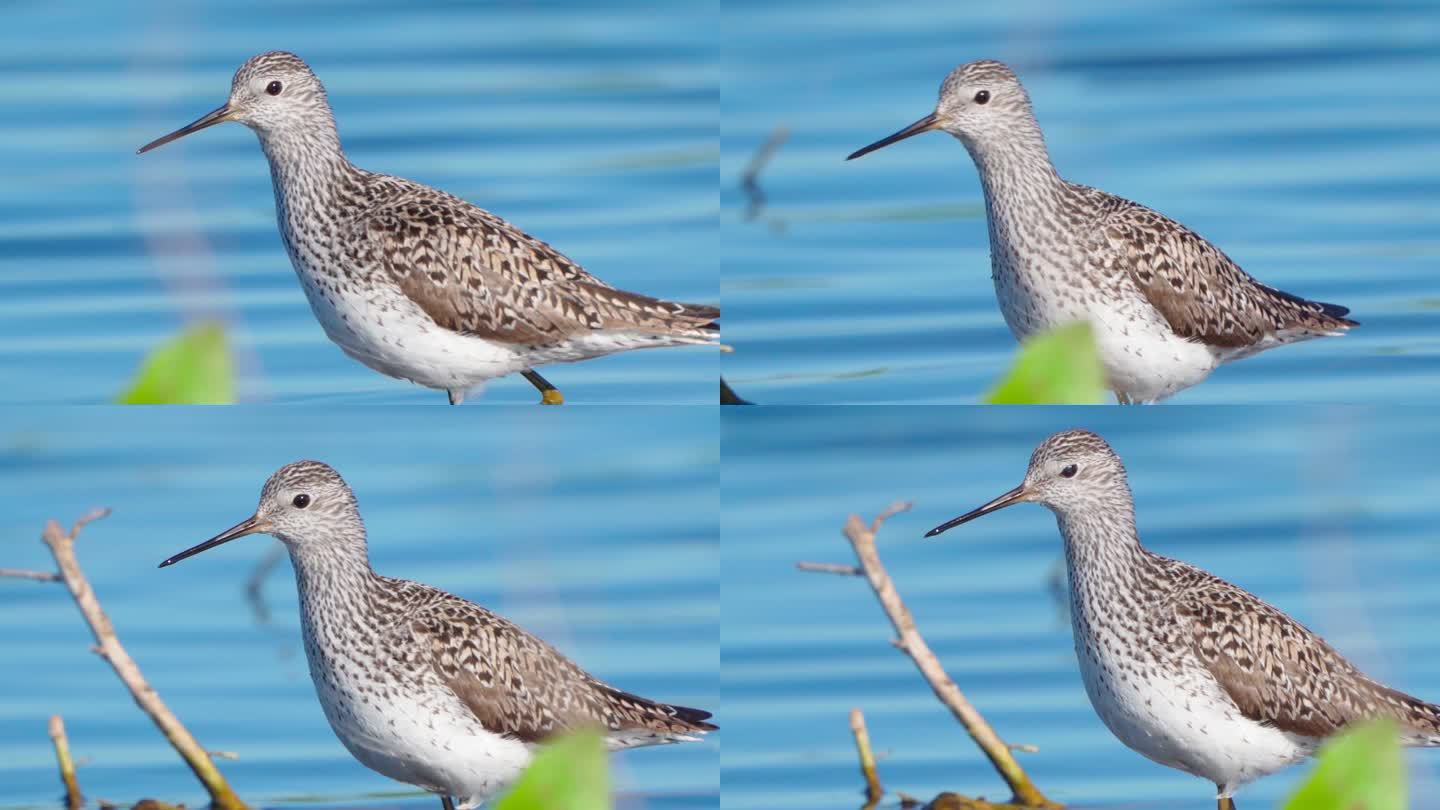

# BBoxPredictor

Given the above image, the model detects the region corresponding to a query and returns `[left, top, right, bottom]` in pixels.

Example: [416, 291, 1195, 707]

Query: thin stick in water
[850, 708, 884, 809]
[49, 715, 82, 810]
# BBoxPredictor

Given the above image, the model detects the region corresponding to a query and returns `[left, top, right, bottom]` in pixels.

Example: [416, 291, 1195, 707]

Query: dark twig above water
[721, 376, 753, 405]
[3, 509, 250, 810]
[244, 542, 286, 625]
[799, 503, 1061, 809]
[741, 127, 790, 222]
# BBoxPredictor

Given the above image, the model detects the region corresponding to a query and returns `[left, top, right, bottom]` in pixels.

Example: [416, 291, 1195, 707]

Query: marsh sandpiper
[849, 61, 1355, 403]
[159, 460, 714, 807]
[139, 52, 718, 405]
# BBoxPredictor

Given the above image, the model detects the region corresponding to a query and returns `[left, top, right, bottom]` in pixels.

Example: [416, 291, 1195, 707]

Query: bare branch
[49, 715, 82, 810]
[70, 507, 112, 540]
[871, 500, 913, 532]
[796, 561, 862, 576]
[39, 514, 249, 810]
[0, 567, 61, 582]
[835, 509, 1059, 809]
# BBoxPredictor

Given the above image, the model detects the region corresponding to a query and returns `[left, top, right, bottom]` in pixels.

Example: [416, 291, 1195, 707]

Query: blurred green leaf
[984, 321, 1106, 404]
[494, 729, 610, 810]
[117, 322, 235, 405]
[1282, 719, 1404, 810]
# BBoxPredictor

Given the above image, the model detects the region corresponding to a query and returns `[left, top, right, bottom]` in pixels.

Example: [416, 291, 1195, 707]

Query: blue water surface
[0, 1, 718, 404]
[721, 0, 1440, 404]
[0, 408, 718, 810]
[722, 406, 1440, 808]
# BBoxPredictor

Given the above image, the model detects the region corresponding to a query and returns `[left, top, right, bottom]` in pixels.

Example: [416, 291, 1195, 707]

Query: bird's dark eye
[973, 90, 991, 104]
[266, 81, 283, 96]
[1060, 464, 1078, 478]
[292, 493, 311, 508]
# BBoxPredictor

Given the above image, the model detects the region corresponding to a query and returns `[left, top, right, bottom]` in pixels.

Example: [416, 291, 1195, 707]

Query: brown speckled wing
[1173, 567, 1440, 741]
[1093, 202, 1355, 349]
[402, 591, 714, 743]
[352, 178, 718, 347]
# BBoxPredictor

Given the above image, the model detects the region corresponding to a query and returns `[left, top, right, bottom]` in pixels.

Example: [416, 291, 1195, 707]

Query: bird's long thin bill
[158, 514, 263, 568]
[846, 112, 939, 161]
[137, 103, 233, 155]
[924, 485, 1026, 537]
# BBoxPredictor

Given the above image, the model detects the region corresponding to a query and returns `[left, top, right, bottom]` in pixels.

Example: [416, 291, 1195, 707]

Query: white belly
[289, 265, 706, 399]
[992, 254, 1219, 403]
[1072, 624, 1312, 794]
[306, 649, 534, 807]
[294, 270, 528, 391]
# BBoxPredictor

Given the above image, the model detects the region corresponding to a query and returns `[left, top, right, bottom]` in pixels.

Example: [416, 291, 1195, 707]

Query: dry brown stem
[49, 715, 82, 810]
[850, 708, 884, 809]
[15, 509, 251, 810]
[802, 502, 1060, 809]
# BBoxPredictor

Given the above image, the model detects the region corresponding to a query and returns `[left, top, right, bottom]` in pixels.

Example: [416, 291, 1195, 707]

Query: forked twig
[741, 126, 790, 222]
[7, 510, 250, 810]
[801, 503, 1060, 809]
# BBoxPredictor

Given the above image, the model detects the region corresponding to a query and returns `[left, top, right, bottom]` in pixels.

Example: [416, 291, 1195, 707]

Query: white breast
[301, 630, 534, 806]
[277, 216, 529, 394]
[990, 246, 1219, 403]
[1069, 602, 1311, 792]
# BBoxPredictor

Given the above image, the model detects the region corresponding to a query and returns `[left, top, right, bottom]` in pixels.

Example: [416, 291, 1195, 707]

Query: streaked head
[159, 460, 365, 569]
[138, 51, 331, 154]
[925, 430, 1129, 537]
[847, 59, 1035, 161]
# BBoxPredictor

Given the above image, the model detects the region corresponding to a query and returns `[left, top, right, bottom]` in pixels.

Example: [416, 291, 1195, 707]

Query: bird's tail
[578, 282, 718, 343]
[599, 683, 717, 747]
[1361, 676, 1440, 746]
[1260, 283, 1360, 334]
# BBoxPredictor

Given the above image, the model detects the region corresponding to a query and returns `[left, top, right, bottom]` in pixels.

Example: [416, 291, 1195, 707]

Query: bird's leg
[522, 369, 565, 405]
[1216, 786, 1236, 810]
[440, 795, 456, 810]
[1115, 391, 1134, 405]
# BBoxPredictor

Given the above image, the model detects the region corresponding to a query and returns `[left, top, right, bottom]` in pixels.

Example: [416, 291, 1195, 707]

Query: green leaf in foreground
[494, 729, 610, 810]
[984, 321, 1106, 404]
[117, 322, 235, 404]
[1282, 718, 1404, 810]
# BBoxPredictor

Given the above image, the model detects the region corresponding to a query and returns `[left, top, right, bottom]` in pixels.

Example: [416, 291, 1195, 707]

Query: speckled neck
[286, 531, 379, 645]
[1052, 495, 1169, 658]
[959, 121, 1066, 253]
[254, 114, 357, 228]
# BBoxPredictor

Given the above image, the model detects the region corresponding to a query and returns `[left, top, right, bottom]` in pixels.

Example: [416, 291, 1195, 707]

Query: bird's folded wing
[399, 600, 700, 743]
[1176, 583, 1378, 738]
[357, 209, 619, 347]
[1092, 206, 1282, 348]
